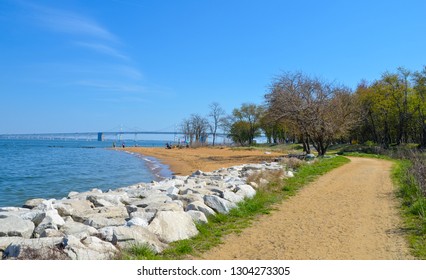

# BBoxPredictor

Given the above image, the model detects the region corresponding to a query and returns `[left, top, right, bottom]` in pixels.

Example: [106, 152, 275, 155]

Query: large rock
[87, 193, 128, 207]
[223, 190, 244, 204]
[33, 210, 65, 237]
[83, 216, 126, 229]
[95, 206, 128, 219]
[0, 237, 24, 253]
[185, 201, 216, 217]
[203, 195, 237, 214]
[0, 208, 31, 221]
[125, 217, 148, 227]
[131, 194, 172, 208]
[147, 211, 198, 243]
[60, 220, 98, 238]
[143, 202, 183, 212]
[112, 226, 167, 253]
[129, 210, 156, 224]
[62, 235, 118, 260]
[186, 210, 208, 224]
[22, 198, 45, 209]
[235, 184, 256, 199]
[3, 237, 66, 260]
[0, 216, 35, 238]
[55, 199, 94, 217]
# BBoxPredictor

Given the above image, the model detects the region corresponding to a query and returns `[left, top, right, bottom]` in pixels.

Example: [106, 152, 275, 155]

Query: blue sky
[1, 0, 426, 134]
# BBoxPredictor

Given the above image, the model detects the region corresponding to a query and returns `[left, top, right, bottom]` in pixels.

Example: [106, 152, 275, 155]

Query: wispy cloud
[23, 2, 116, 41]
[75, 42, 129, 60]
[76, 80, 145, 93]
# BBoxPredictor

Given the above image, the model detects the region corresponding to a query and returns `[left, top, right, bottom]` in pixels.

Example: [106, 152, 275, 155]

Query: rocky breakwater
[0, 161, 286, 260]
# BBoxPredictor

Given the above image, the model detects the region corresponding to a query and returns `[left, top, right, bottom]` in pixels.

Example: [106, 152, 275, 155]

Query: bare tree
[208, 102, 226, 146]
[181, 118, 194, 144]
[190, 114, 209, 144]
[181, 114, 209, 146]
[265, 72, 358, 155]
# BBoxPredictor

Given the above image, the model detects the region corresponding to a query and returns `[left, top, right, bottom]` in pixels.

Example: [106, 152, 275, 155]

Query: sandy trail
[201, 157, 411, 260]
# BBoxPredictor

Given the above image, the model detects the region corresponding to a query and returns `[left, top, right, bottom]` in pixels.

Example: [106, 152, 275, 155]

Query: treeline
[352, 67, 426, 148]
[180, 67, 426, 155]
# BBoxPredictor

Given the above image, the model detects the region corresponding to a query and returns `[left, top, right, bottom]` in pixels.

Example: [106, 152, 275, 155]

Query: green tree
[229, 121, 252, 146]
[413, 67, 426, 148]
[231, 103, 263, 145]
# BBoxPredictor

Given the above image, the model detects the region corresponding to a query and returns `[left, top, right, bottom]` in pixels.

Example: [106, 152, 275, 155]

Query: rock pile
[0, 162, 284, 260]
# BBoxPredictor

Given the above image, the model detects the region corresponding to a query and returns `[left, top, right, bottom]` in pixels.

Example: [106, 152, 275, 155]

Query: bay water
[0, 139, 171, 207]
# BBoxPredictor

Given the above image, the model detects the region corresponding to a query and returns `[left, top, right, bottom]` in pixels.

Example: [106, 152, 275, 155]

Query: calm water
[0, 139, 171, 207]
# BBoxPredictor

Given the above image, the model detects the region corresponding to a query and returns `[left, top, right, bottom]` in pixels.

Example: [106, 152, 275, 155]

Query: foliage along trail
[201, 157, 412, 259]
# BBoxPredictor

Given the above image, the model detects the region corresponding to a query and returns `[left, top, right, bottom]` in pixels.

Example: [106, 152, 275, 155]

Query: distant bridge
[0, 131, 229, 141]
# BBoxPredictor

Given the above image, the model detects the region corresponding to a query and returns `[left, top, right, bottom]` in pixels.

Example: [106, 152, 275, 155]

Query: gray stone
[95, 206, 129, 219]
[147, 211, 198, 243]
[166, 186, 179, 195]
[56, 199, 94, 220]
[60, 220, 98, 238]
[125, 217, 148, 227]
[243, 164, 264, 171]
[68, 191, 79, 197]
[223, 190, 244, 204]
[204, 195, 237, 214]
[143, 202, 183, 212]
[22, 198, 45, 209]
[0, 216, 35, 238]
[192, 170, 203, 176]
[62, 235, 118, 260]
[18, 209, 45, 226]
[0, 237, 24, 252]
[305, 153, 316, 160]
[39, 229, 65, 238]
[0, 207, 27, 212]
[175, 193, 204, 208]
[131, 194, 172, 207]
[98, 226, 115, 242]
[3, 237, 65, 260]
[126, 205, 138, 214]
[286, 170, 294, 178]
[185, 201, 216, 217]
[87, 193, 128, 207]
[112, 226, 167, 253]
[186, 210, 208, 224]
[45, 209, 65, 226]
[83, 216, 126, 229]
[34, 199, 56, 211]
[129, 210, 156, 224]
[235, 184, 256, 199]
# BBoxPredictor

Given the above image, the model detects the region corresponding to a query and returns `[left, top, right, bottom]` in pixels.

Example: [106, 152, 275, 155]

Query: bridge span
[0, 131, 228, 141]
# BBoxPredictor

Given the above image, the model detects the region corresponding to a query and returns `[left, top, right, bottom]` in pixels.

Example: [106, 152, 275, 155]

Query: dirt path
[201, 157, 412, 260]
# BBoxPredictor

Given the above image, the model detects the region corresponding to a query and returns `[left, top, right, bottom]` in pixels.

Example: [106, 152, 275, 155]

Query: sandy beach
[125, 146, 283, 176]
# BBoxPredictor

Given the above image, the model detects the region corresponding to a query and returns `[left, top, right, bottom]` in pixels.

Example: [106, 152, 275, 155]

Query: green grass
[230, 143, 304, 154]
[392, 160, 426, 259]
[123, 156, 350, 260]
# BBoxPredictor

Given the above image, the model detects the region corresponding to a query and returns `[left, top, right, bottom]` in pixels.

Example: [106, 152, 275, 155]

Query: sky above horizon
[1, 0, 426, 134]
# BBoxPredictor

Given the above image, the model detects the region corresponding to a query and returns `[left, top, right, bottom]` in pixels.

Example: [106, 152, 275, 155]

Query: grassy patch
[122, 156, 349, 260]
[230, 143, 304, 154]
[392, 160, 426, 259]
